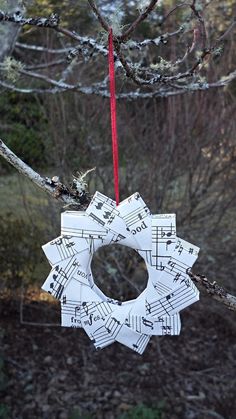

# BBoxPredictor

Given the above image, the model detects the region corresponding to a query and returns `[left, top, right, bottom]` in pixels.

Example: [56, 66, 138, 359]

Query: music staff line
[146, 282, 199, 317]
[122, 207, 150, 228]
[126, 313, 180, 335]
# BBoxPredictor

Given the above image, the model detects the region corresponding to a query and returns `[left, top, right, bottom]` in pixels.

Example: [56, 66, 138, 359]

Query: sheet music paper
[138, 213, 176, 271]
[86, 191, 140, 249]
[42, 236, 90, 266]
[41, 191, 200, 354]
[117, 193, 152, 250]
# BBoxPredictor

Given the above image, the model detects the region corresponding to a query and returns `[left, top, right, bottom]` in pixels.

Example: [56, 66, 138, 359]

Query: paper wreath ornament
[41, 191, 200, 354]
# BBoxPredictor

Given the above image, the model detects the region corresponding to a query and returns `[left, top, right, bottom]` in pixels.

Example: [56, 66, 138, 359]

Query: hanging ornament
[41, 191, 199, 354]
[41, 29, 200, 354]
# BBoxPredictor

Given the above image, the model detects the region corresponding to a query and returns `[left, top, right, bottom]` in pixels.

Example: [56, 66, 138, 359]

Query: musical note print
[42, 257, 81, 299]
[42, 235, 90, 266]
[86, 191, 116, 227]
[80, 301, 114, 335]
[117, 193, 152, 250]
[143, 237, 200, 301]
[61, 297, 82, 328]
[61, 211, 110, 246]
[145, 280, 199, 318]
[138, 214, 176, 271]
[86, 192, 138, 248]
[41, 191, 200, 354]
[125, 313, 181, 335]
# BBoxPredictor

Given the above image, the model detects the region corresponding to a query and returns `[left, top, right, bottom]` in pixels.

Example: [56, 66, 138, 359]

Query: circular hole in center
[91, 244, 148, 302]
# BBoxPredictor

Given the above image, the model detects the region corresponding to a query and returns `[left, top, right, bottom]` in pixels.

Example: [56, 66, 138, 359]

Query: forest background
[0, 1, 236, 418]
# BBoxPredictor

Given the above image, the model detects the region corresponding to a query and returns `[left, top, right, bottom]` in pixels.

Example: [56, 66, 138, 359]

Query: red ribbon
[108, 28, 120, 206]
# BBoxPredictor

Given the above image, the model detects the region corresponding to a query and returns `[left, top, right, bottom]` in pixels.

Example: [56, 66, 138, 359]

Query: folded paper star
[41, 191, 200, 354]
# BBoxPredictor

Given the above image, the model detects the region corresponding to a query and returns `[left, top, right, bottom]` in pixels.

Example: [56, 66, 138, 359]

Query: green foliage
[4, 123, 46, 167]
[119, 404, 164, 419]
[0, 92, 49, 171]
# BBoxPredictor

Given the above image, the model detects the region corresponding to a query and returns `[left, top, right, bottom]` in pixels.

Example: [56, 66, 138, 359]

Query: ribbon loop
[108, 28, 120, 206]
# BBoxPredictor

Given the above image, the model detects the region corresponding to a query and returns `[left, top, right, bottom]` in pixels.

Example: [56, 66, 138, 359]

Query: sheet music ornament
[41, 191, 200, 354]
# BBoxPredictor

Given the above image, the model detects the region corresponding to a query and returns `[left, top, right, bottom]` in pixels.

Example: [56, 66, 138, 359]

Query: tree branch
[0, 139, 90, 208]
[87, 0, 159, 42]
[2, 7, 234, 93]
[119, 0, 159, 41]
[87, 0, 110, 32]
[189, 271, 236, 312]
[1, 69, 235, 98]
[15, 41, 75, 54]
[1, 10, 110, 60]
[0, 10, 60, 28]
[122, 27, 184, 50]
[160, 2, 191, 26]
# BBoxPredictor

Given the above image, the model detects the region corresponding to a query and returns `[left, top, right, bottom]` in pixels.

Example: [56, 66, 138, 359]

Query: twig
[122, 27, 184, 50]
[25, 59, 66, 70]
[87, 0, 110, 32]
[88, 0, 158, 42]
[119, 0, 159, 41]
[160, 2, 191, 25]
[15, 41, 75, 54]
[0, 10, 60, 28]
[190, 0, 207, 50]
[189, 271, 236, 312]
[217, 18, 236, 42]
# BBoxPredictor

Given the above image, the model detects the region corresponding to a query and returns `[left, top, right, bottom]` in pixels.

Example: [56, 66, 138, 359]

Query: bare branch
[190, 0, 207, 50]
[119, 0, 159, 41]
[0, 79, 109, 95]
[1, 10, 109, 59]
[87, 0, 110, 32]
[189, 271, 236, 312]
[0, 10, 60, 28]
[1, 69, 235, 98]
[87, 0, 159, 42]
[25, 59, 66, 71]
[2, 7, 233, 91]
[160, 2, 191, 26]
[15, 41, 74, 54]
[0, 139, 90, 208]
[19, 67, 79, 89]
[15, 27, 183, 56]
[217, 18, 236, 41]
[122, 27, 184, 50]
[1, 6, 235, 97]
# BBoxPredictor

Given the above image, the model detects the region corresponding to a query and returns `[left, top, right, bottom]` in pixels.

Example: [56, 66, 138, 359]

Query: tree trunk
[0, 0, 24, 62]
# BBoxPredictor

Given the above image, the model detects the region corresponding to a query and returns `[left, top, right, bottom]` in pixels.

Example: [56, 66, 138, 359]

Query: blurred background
[0, 1, 236, 418]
